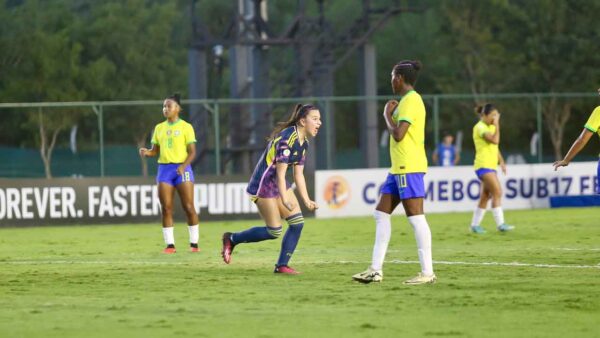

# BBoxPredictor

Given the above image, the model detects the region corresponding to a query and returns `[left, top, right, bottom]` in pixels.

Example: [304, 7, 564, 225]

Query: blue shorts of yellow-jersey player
[380, 173, 426, 200]
[475, 168, 496, 180]
[157, 163, 194, 186]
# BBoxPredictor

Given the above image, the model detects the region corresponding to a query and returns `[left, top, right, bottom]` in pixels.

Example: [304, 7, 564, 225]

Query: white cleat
[352, 268, 383, 284]
[403, 273, 437, 285]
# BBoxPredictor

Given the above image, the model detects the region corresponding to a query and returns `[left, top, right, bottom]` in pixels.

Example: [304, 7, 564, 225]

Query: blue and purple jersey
[247, 126, 308, 199]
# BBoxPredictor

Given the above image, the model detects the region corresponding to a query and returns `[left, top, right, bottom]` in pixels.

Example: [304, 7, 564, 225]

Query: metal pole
[213, 102, 221, 175]
[433, 95, 440, 149]
[93, 105, 105, 177]
[536, 95, 543, 163]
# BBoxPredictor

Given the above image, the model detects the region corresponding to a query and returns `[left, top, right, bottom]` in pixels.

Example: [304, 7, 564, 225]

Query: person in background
[432, 132, 460, 166]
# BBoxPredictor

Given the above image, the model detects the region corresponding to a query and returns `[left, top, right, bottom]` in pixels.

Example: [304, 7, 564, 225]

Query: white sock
[471, 208, 486, 227]
[162, 226, 175, 245]
[370, 210, 391, 271]
[407, 215, 434, 276]
[492, 207, 505, 226]
[188, 224, 199, 244]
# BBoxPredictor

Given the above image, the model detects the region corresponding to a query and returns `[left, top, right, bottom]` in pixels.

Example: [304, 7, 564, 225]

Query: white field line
[1, 259, 598, 269]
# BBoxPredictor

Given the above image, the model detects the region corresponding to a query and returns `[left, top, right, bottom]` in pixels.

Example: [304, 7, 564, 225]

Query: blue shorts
[157, 164, 194, 186]
[380, 173, 426, 200]
[475, 168, 496, 180]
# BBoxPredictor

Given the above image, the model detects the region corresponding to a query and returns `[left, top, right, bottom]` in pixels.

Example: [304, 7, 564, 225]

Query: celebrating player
[469, 103, 514, 234]
[139, 93, 200, 253]
[553, 88, 600, 194]
[221, 104, 321, 274]
[352, 60, 436, 285]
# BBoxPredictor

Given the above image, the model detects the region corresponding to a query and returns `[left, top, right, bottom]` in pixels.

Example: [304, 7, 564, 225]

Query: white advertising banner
[315, 162, 598, 218]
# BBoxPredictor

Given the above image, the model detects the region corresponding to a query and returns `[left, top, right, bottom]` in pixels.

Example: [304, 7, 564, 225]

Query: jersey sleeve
[584, 106, 600, 133]
[395, 95, 419, 125]
[151, 125, 159, 144]
[185, 123, 197, 144]
[275, 134, 292, 164]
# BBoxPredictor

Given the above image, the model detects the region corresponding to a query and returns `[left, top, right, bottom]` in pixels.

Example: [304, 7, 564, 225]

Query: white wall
[315, 162, 598, 218]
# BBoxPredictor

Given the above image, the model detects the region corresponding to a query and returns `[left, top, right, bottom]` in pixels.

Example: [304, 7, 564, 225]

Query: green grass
[1, 208, 599, 338]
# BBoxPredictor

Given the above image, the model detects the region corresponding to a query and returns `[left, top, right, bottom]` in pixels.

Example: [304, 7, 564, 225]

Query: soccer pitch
[1, 208, 598, 338]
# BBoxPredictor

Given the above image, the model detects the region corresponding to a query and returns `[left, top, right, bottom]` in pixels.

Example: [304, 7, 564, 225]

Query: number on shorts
[182, 171, 190, 182]
[399, 174, 407, 188]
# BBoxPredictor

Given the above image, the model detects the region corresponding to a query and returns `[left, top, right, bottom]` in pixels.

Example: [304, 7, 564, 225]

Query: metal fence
[0, 93, 598, 178]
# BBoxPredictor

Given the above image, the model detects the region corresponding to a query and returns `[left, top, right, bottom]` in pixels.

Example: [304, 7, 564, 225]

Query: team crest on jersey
[283, 149, 291, 157]
[174, 130, 181, 136]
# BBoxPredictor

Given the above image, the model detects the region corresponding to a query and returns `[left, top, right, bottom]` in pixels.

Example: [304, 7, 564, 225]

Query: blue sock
[277, 213, 304, 267]
[231, 226, 282, 244]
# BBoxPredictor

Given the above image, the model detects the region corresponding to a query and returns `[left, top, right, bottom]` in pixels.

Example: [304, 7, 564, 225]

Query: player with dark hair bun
[469, 103, 514, 234]
[139, 93, 200, 253]
[353, 60, 436, 285]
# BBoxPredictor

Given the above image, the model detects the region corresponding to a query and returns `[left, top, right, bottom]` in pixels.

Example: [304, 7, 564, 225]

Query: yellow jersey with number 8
[151, 119, 196, 163]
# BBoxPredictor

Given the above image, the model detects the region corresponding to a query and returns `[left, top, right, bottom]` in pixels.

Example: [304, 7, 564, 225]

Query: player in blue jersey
[432, 132, 460, 166]
[221, 104, 321, 274]
[139, 94, 200, 254]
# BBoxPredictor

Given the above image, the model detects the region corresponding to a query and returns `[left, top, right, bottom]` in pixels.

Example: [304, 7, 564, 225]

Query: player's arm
[498, 151, 506, 174]
[482, 115, 500, 144]
[177, 143, 196, 175]
[293, 164, 318, 211]
[276, 162, 295, 211]
[139, 143, 159, 157]
[553, 128, 594, 170]
[383, 100, 410, 142]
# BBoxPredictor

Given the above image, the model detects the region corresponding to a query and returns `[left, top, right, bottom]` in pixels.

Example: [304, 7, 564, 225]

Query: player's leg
[158, 182, 177, 253]
[274, 189, 303, 274]
[352, 174, 400, 283]
[221, 198, 283, 264]
[175, 179, 200, 252]
[401, 174, 436, 285]
[470, 183, 490, 233]
[481, 172, 514, 231]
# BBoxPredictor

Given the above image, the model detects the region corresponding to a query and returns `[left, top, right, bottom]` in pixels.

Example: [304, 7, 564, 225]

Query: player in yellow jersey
[554, 88, 600, 194]
[139, 94, 200, 253]
[353, 60, 436, 285]
[469, 104, 514, 234]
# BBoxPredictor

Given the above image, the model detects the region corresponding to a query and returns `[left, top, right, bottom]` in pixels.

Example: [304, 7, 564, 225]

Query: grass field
[0, 207, 599, 338]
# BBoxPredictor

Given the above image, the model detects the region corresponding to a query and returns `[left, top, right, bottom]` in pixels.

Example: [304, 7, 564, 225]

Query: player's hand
[384, 100, 398, 116]
[553, 160, 569, 171]
[282, 200, 296, 211]
[304, 200, 319, 211]
[492, 114, 500, 125]
[139, 148, 149, 157]
[177, 165, 186, 176]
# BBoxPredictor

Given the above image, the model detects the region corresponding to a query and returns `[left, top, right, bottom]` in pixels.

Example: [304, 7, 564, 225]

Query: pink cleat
[221, 232, 235, 264]
[274, 265, 300, 275]
[163, 246, 176, 254]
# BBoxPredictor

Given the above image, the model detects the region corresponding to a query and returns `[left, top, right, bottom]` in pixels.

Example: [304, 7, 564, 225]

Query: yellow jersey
[584, 106, 600, 138]
[389, 90, 428, 174]
[473, 120, 498, 169]
[151, 119, 196, 164]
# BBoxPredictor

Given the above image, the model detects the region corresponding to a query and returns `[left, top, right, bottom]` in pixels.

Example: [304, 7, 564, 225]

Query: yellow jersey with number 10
[389, 90, 428, 174]
[151, 119, 196, 164]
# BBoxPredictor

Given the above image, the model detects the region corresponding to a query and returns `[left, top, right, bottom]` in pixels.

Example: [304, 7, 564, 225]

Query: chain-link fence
[0, 93, 598, 178]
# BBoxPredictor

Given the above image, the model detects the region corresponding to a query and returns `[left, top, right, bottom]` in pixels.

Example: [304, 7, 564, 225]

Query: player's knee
[266, 226, 283, 239]
[161, 204, 173, 215]
[182, 202, 195, 214]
